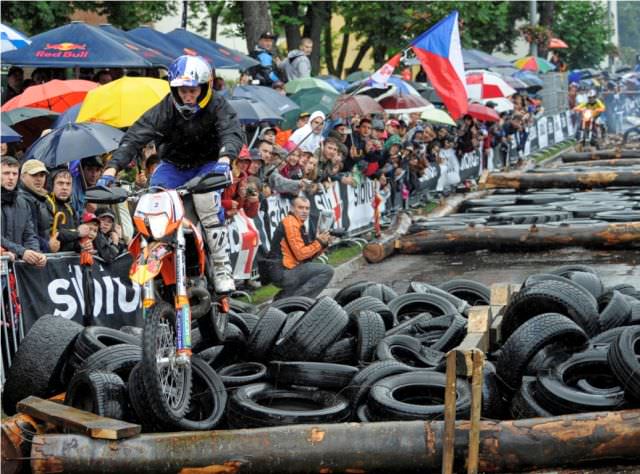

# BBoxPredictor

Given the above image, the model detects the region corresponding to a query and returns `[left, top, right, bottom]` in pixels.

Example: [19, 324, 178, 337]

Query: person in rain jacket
[282, 38, 313, 81]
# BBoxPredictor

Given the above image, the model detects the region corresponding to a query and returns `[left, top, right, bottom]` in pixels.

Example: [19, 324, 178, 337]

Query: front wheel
[142, 302, 192, 423]
[198, 303, 228, 345]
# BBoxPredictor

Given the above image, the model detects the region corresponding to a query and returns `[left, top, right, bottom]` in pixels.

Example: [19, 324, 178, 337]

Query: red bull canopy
[1, 21, 153, 68]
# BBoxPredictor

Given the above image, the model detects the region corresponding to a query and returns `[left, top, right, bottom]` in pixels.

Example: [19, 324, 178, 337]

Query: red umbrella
[467, 103, 500, 122]
[378, 94, 431, 113]
[1, 79, 97, 113]
[331, 95, 384, 119]
[549, 38, 568, 49]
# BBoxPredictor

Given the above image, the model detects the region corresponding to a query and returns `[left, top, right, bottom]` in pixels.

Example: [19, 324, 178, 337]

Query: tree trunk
[335, 31, 350, 78]
[372, 46, 387, 70]
[363, 212, 412, 263]
[303, 1, 330, 74]
[396, 222, 640, 255]
[561, 149, 640, 162]
[480, 170, 640, 190]
[241, 1, 272, 53]
[538, 1, 555, 58]
[207, 2, 225, 42]
[29, 410, 640, 473]
[558, 158, 640, 167]
[323, 21, 336, 76]
[346, 40, 372, 75]
[284, 23, 302, 53]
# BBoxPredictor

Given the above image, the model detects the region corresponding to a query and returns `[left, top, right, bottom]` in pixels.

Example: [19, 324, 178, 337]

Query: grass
[531, 139, 576, 163]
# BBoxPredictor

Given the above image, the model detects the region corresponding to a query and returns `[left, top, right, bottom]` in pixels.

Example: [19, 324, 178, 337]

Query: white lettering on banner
[347, 180, 374, 233]
[460, 152, 480, 170]
[554, 115, 564, 141]
[264, 195, 291, 241]
[227, 210, 260, 280]
[420, 164, 439, 182]
[49, 279, 77, 319]
[538, 119, 548, 149]
[314, 182, 343, 227]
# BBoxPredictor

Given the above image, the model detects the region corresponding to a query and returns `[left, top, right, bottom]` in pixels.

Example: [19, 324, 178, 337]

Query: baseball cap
[82, 212, 99, 224]
[386, 119, 400, 128]
[81, 156, 103, 168]
[372, 120, 385, 130]
[249, 149, 263, 161]
[238, 144, 251, 160]
[21, 159, 48, 175]
[96, 207, 116, 220]
[260, 31, 276, 39]
[298, 112, 311, 120]
[260, 127, 277, 138]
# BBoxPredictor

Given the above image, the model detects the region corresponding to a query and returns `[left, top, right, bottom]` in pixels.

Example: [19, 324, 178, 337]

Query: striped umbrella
[465, 71, 516, 100]
[513, 56, 556, 73]
[1, 23, 30, 53]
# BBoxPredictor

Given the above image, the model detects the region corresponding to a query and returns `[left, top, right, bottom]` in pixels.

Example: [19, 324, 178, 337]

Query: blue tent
[1, 122, 22, 143]
[126, 26, 186, 59]
[318, 75, 349, 93]
[166, 29, 258, 70]
[1, 21, 152, 68]
[98, 24, 172, 67]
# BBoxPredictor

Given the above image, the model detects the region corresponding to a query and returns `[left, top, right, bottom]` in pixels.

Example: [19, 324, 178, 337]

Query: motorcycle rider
[574, 89, 606, 145]
[99, 55, 244, 294]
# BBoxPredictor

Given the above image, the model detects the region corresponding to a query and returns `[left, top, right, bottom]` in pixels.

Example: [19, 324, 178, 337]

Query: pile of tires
[3, 269, 638, 431]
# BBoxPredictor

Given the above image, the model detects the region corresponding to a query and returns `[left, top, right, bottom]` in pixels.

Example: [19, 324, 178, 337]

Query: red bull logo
[36, 42, 89, 59]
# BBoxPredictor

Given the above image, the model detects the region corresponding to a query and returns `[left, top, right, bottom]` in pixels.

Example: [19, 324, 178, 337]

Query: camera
[329, 228, 346, 238]
[246, 187, 257, 197]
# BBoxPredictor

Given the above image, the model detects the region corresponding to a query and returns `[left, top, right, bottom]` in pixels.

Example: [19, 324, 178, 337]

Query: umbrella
[76, 77, 169, 128]
[467, 103, 500, 122]
[1, 79, 97, 113]
[288, 88, 339, 114]
[331, 95, 384, 119]
[1, 21, 153, 68]
[514, 56, 556, 73]
[1, 107, 59, 147]
[466, 71, 516, 100]
[98, 24, 172, 67]
[166, 28, 258, 70]
[549, 38, 568, 49]
[503, 75, 529, 90]
[227, 97, 282, 125]
[462, 48, 513, 70]
[52, 103, 82, 128]
[421, 107, 455, 126]
[285, 77, 338, 95]
[24, 122, 124, 167]
[481, 98, 514, 114]
[1, 122, 22, 143]
[378, 94, 431, 113]
[318, 75, 349, 93]
[1, 23, 30, 53]
[127, 26, 187, 59]
[346, 71, 372, 83]
[350, 75, 421, 98]
[512, 70, 544, 87]
[232, 85, 300, 115]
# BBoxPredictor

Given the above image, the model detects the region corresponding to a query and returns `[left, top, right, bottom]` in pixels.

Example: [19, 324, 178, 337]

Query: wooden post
[467, 351, 485, 474]
[480, 170, 640, 190]
[362, 212, 412, 263]
[560, 149, 640, 162]
[557, 158, 640, 167]
[442, 351, 458, 474]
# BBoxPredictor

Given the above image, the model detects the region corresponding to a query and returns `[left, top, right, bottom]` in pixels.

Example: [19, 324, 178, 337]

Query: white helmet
[167, 55, 214, 119]
[587, 89, 597, 102]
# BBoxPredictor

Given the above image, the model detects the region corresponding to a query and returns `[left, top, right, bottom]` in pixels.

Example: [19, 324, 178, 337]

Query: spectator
[260, 127, 277, 145]
[457, 114, 478, 156]
[2, 66, 24, 102]
[248, 148, 264, 180]
[18, 160, 51, 252]
[256, 139, 274, 164]
[249, 31, 282, 86]
[213, 76, 226, 93]
[276, 112, 310, 147]
[264, 196, 334, 300]
[221, 146, 260, 218]
[301, 155, 320, 194]
[1, 156, 46, 266]
[282, 38, 313, 81]
[94, 207, 125, 262]
[272, 80, 286, 95]
[94, 69, 113, 85]
[502, 114, 528, 158]
[71, 155, 104, 217]
[287, 110, 325, 153]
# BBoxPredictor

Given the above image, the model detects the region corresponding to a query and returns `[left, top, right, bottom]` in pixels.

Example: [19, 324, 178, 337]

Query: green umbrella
[1, 107, 59, 147]
[284, 77, 338, 95]
[283, 88, 340, 129]
[346, 70, 373, 83]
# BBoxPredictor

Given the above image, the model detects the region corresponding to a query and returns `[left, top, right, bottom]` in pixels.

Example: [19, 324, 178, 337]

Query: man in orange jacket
[265, 196, 333, 300]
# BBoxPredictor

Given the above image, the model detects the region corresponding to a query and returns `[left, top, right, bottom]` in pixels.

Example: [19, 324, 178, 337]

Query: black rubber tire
[482, 362, 504, 419]
[564, 271, 604, 300]
[368, 371, 470, 421]
[270, 361, 358, 391]
[385, 313, 432, 337]
[522, 273, 595, 303]
[629, 303, 640, 325]
[354, 310, 387, 364]
[2, 314, 83, 415]
[322, 338, 356, 364]
[356, 404, 372, 422]
[347, 360, 415, 407]
[279, 311, 305, 337]
[362, 283, 399, 304]
[334, 281, 374, 306]
[501, 280, 599, 340]
[607, 284, 640, 301]
[228, 298, 257, 315]
[73, 326, 141, 363]
[607, 325, 640, 400]
[523, 342, 572, 377]
[488, 210, 570, 224]
[196, 304, 228, 345]
[272, 297, 349, 361]
[120, 326, 143, 337]
[599, 290, 632, 332]
[590, 326, 629, 345]
[79, 344, 142, 382]
[437, 279, 491, 305]
[127, 363, 163, 431]
[536, 349, 628, 415]
[247, 307, 288, 360]
[141, 302, 192, 423]
[227, 383, 350, 428]
[219, 362, 267, 387]
[235, 312, 260, 334]
[510, 376, 552, 419]
[406, 282, 470, 315]
[496, 313, 588, 391]
[268, 296, 315, 314]
[65, 370, 126, 420]
[376, 335, 444, 369]
[429, 314, 468, 352]
[595, 210, 640, 222]
[388, 293, 459, 324]
[228, 312, 252, 339]
[342, 296, 394, 329]
[550, 264, 598, 276]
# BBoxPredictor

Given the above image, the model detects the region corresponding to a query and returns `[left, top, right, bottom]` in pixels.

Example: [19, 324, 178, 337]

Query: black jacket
[41, 194, 81, 252]
[1, 188, 40, 258]
[110, 93, 244, 172]
[18, 183, 51, 252]
[93, 232, 123, 263]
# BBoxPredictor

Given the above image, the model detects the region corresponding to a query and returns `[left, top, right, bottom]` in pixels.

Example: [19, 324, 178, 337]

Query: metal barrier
[1, 256, 25, 386]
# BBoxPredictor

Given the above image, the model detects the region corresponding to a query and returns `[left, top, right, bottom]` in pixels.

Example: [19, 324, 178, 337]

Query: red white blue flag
[410, 11, 468, 119]
[369, 53, 401, 88]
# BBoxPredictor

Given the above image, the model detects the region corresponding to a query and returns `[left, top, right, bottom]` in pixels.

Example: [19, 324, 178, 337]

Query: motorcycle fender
[129, 241, 173, 285]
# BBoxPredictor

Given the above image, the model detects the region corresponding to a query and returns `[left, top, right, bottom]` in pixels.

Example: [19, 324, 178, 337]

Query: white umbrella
[1, 23, 30, 53]
[466, 71, 516, 100]
[481, 97, 514, 114]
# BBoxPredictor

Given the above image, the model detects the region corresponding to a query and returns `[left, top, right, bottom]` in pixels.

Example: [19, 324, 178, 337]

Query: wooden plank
[17, 396, 140, 440]
[457, 333, 489, 364]
[467, 351, 485, 474]
[442, 351, 457, 474]
[490, 315, 503, 348]
[490, 283, 512, 306]
[508, 283, 522, 295]
[467, 306, 491, 334]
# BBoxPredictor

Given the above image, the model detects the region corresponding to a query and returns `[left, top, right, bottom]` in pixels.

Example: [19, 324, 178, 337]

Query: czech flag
[410, 11, 468, 119]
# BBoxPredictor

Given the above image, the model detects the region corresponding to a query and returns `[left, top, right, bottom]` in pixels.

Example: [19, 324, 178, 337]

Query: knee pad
[193, 191, 225, 227]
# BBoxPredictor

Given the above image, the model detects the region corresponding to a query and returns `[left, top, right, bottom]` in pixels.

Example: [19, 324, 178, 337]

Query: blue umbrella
[227, 97, 282, 125]
[1, 21, 152, 68]
[1, 122, 22, 143]
[166, 28, 258, 70]
[52, 103, 81, 128]
[24, 122, 124, 167]
[512, 70, 544, 87]
[1, 23, 30, 53]
[462, 49, 513, 70]
[232, 85, 300, 115]
[98, 24, 172, 67]
[318, 75, 349, 93]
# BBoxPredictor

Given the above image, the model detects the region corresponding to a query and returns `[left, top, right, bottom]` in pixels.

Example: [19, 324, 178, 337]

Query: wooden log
[480, 170, 640, 190]
[2, 413, 43, 474]
[17, 396, 140, 440]
[557, 158, 640, 168]
[561, 150, 640, 162]
[396, 222, 640, 254]
[30, 410, 640, 473]
[362, 211, 412, 263]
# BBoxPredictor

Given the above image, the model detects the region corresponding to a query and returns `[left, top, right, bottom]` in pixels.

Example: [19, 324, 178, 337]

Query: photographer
[264, 196, 334, 300]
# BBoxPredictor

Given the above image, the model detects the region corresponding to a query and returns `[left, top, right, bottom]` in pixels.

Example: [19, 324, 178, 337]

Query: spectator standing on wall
[281, 38, 313, 81]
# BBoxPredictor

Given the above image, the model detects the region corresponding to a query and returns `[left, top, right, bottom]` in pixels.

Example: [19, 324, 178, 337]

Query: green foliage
[1, 1, 75, 35]
[551, 1, 613, 69]
[187, 1, 226, 40]
[77, 1, 177, 31]
[617, 1, 640, 64]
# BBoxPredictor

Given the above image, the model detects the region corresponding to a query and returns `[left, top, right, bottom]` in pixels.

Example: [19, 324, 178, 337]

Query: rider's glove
[96, 175, 115, 188]
[212, 161, 232, 182]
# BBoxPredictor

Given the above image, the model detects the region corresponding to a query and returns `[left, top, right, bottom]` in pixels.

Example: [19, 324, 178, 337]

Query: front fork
[174, 225, 192, 363]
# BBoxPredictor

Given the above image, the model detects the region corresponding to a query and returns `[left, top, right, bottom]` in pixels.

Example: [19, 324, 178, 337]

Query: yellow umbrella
[421, 106, 456, 126]
[76, 77, 169, 128]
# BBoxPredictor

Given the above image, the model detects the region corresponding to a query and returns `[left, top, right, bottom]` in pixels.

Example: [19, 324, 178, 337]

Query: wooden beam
[17, 397, 140, 440]
[442, 351, 458, 474]
[467, 306, 492, 334]
[480, 170, 640, 190]
[467, 351, 485, 474]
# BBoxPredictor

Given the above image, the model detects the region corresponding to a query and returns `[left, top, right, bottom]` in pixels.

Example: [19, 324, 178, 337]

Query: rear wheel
[142, 302, 192, 423]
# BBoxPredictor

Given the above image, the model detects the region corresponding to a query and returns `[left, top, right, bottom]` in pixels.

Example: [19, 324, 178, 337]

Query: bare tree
[241, 1, 272, 53]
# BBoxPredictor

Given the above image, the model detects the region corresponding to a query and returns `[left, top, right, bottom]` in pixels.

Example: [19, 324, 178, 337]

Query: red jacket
[221, 172, 259, 218]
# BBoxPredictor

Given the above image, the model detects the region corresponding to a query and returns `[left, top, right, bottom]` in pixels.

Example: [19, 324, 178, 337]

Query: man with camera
[263, 196, 334, 300]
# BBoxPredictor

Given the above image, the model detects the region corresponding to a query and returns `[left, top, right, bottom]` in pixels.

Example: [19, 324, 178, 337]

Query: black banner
[459, 150, 481, 181]
[14, 253, 143, 331]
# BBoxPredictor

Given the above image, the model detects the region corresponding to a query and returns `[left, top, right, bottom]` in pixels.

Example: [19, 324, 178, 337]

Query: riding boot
[205, 225, 235, 294]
